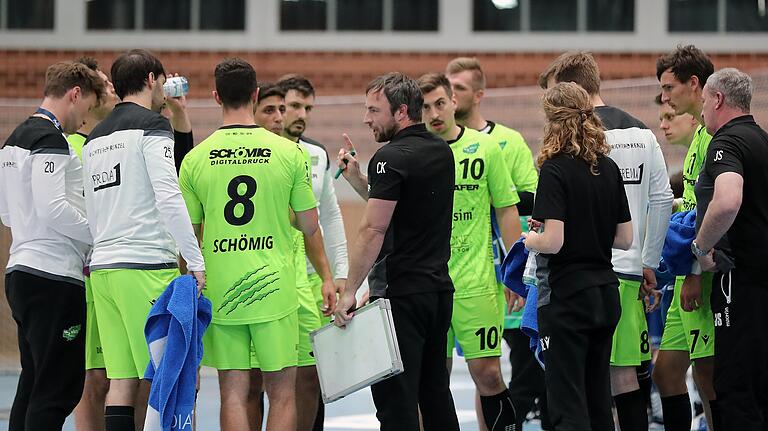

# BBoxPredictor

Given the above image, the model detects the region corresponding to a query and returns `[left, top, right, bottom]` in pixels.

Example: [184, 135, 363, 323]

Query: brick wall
[1, 50, 767, 98]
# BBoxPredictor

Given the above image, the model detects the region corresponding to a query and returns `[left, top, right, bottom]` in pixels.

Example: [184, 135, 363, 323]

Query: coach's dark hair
[44, 61, 106, 103]
[110, 49, 165, 99]
[417, 73, 453, 98]
[215, 58, 257, 109]
[538, 51, 601, 96]
[656, 45, 714, 89]
[74, 56, 100, 72]
[257, 82, 286, 104]
[366, 72, 423, 122]
[277, 74, 315, 98]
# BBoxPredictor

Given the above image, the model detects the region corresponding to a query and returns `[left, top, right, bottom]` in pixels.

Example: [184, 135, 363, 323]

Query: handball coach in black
[693, 67, 768, 430]
[334, 72, 460, 431]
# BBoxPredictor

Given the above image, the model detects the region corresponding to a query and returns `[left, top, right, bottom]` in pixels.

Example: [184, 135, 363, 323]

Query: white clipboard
[310, 298, 404, 403]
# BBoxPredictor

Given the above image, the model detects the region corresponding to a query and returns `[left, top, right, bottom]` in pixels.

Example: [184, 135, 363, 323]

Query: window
[280, 0, 327, 30]
[668, 0, 718, 32]
[281, 0, 437, 32]
[473, 0, 521, 31]
[87, 0, 136, 30]
[201, 0, 245, 30]
[727, 0, 768, 31]
[86, 0, 243, 31]
[8, 0, 53, 29]
[393, 0, 438, 31]
[337, 0, 382, 31]
[530, 0, 577, 31]
[587, 0, 634, 31]
[144, 0, 191, 30]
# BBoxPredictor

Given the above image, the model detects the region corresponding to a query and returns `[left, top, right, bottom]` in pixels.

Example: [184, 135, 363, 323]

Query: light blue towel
[520, 284, 545, 369]
[661, 210, 697, 276]
[143, 275, 212, 431]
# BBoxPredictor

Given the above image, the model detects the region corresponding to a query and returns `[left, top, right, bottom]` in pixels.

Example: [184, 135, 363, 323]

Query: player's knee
[296, 367, 320, 393]
[469, 360, 505, 393]
[610, 366, 639, 395]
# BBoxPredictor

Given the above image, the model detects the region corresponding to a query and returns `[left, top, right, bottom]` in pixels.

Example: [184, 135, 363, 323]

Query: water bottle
[163, 76, 189, 98]
[523, 250, 538, 287]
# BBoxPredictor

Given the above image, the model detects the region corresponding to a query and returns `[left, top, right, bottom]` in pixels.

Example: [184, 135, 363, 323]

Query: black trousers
[504, 328, 550, 429]
[538, 283, 621, 431]
[5, 270, 86, 431]
[370, 292, 459, 431]
[710, 269, 768, 431]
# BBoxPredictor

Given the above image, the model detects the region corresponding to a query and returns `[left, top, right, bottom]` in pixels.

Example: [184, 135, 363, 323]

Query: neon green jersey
[680, 125, 712, 212]
[293, 145, 312, 289]
[179, 125, 317, 325]
[449, 127, 519, 299]
[485, 121, 538, 193]
[67, 132, 87, 161]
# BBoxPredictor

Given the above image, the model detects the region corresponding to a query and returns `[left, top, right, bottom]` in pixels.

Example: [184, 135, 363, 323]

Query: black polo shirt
[533, 154, 631, 299]
[366, 123, 455, 297]
[696, 115, 768, 280]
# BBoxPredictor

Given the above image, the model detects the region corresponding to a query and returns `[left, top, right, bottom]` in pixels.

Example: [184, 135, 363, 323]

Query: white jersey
[596, 106, 673, 278]
[299, 136, 348, 279]
[0, 117, 91, 284]
[83, 102, 204, 272]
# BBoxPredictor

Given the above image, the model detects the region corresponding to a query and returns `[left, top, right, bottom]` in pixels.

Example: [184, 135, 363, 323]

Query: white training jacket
[83, 102, 204, 272]
[596, 106, 674, 278]
[299, 136, 349, 279]
[0, 117, 91, 284]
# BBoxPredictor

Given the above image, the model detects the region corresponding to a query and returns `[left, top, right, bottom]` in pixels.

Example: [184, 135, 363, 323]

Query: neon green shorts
[610, 278, 652, 366]
[249, 282, 321, 368]
[447, 293, 503, 359]
[84, 276, 105, 370]
[91, 268, 179, 379]
[206, 310, 298, 372]
[660, 273, 715, 359]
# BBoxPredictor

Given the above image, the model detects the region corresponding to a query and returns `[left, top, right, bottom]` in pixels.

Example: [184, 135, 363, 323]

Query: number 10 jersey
[179, 125, 317, 325]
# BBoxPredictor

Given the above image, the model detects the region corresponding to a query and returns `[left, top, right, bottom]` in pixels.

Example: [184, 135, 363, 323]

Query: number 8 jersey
[179, 125, 317, 325]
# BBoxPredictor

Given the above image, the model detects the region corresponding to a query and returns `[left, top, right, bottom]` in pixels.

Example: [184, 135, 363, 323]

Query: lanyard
[35, 107, 62, 132]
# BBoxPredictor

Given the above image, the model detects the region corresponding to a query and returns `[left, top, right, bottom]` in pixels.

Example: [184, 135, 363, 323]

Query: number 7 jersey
[179, 125, 317, 325]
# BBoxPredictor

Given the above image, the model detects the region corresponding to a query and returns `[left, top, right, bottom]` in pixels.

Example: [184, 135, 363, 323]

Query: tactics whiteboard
[310, 298, 404, 403]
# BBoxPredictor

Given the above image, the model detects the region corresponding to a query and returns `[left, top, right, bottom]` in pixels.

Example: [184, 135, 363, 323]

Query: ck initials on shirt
[376, 161, 387, 174]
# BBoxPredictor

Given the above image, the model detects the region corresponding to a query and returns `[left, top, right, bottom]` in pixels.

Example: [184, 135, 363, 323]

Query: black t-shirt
[367, 123, 455, 297]
[697, 115, 768, 279]
[173, 130, 194, 173]
[533, 154, 631, 298]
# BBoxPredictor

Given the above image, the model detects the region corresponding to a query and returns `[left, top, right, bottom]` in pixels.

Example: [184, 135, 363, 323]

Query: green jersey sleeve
[486, 141, 520, 208]
[66, 133, 86, 161]
[290, 144, 317, 213]
[489, 123, 539, 193]
[179, 155, 204, 224]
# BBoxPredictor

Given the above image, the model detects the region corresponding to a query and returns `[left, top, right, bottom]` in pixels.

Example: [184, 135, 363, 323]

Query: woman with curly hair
[524, 82, 633, 431]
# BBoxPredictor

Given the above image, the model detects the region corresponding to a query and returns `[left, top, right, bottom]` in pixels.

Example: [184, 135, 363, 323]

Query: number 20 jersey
[179, 125, 317, 325]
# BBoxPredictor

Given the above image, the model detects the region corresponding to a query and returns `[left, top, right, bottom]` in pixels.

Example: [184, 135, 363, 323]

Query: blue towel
[501, 237, 529, 297]
[520, 284, 545, 369]
[661, 210, 697, 276]
[143, 275, 212, 431]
